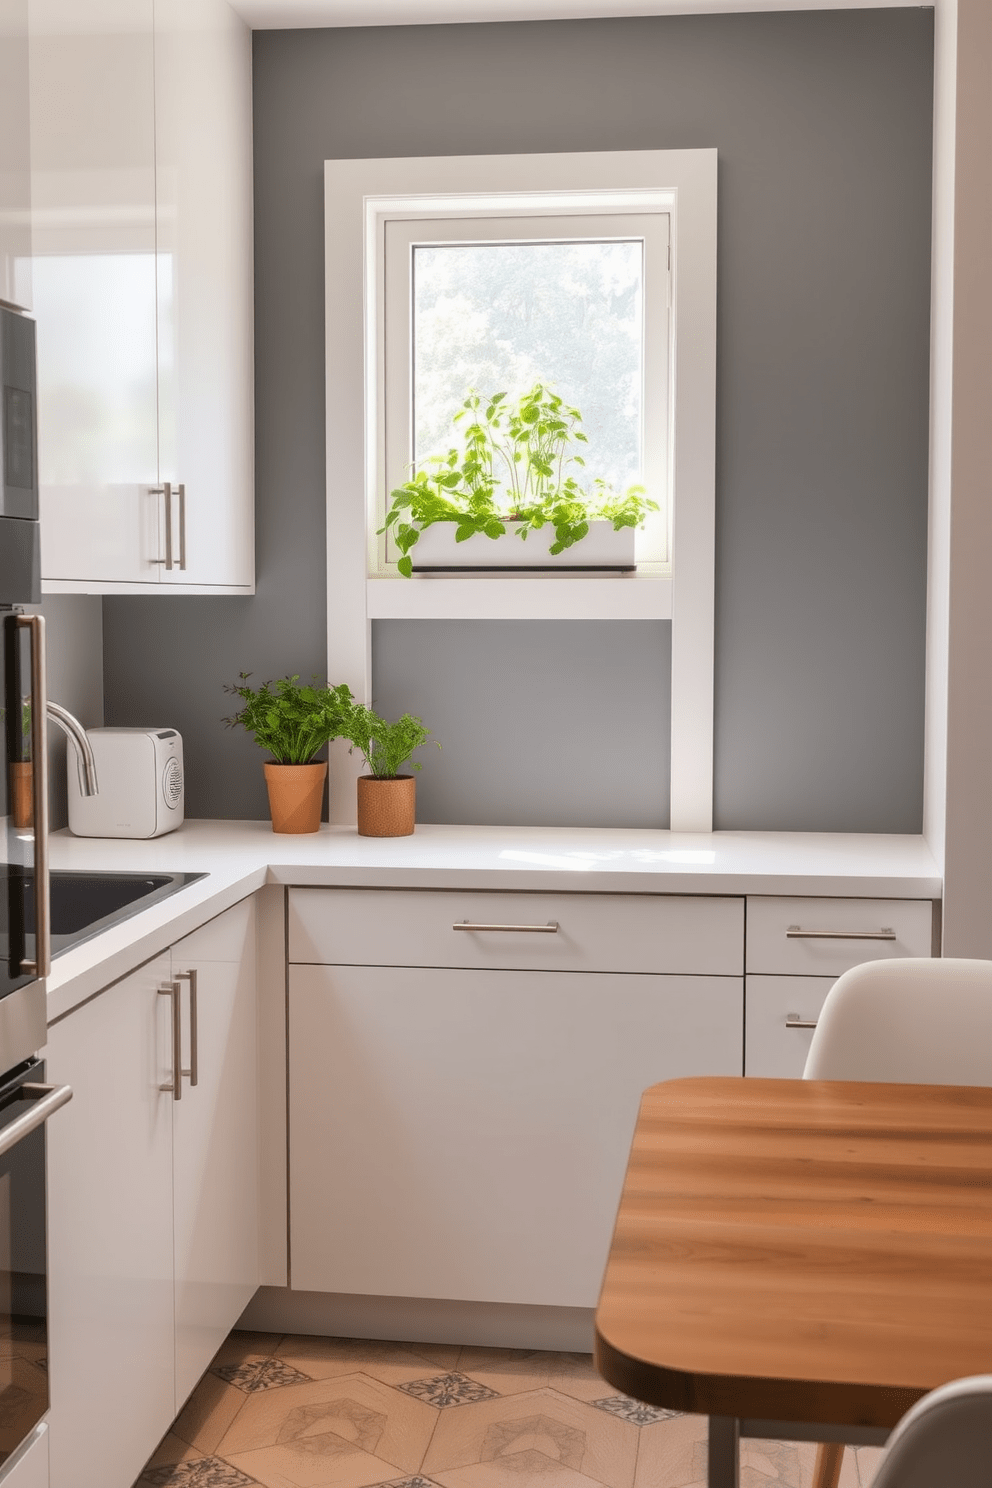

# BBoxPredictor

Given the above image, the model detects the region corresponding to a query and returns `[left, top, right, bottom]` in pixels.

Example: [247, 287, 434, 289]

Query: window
[382, 212, 671, 572]
[325, 149, 717, 830]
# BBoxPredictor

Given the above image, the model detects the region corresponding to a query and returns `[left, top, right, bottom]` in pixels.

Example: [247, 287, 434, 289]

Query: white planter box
[409, 519, 636, 572]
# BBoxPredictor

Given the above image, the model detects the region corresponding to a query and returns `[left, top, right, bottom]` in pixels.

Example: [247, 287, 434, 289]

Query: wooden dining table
[594, 1076, 992, 1488]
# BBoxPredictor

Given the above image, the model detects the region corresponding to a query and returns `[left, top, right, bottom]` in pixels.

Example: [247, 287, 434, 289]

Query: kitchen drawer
[745, 896, 934, 976]
[745, 975, 835, 1078]
[288, 888, 744, 975]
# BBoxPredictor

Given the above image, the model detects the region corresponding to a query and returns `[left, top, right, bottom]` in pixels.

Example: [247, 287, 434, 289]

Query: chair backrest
[869, 1375, 992, 1488]
[802, 957, 992, 1085]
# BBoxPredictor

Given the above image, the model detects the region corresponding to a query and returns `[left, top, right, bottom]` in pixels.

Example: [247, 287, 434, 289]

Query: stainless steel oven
[0, 304, 72, 1484]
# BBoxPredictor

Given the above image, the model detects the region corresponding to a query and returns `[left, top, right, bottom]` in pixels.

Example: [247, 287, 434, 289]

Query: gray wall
[103, 8, 933, 831]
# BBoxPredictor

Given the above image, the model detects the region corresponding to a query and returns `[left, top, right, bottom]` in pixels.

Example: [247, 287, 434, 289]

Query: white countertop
[45, 819, 942, 1022]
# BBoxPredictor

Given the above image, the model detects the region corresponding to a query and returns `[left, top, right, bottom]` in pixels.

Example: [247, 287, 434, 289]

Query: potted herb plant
[344, 704, 437, 836]
[380, 383, 657, 575]
[223, 673, 354, 833]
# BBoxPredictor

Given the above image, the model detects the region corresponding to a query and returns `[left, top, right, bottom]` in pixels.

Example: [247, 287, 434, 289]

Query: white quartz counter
[45, 819, 942, 1022]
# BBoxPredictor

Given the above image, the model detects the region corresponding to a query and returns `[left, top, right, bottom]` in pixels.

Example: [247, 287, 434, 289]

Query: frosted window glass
[412, 240, 642, 497]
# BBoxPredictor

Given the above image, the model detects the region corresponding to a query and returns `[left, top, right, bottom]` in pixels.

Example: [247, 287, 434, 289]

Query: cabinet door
[171, 900, 259, 1406]
[45, 953, 175, 1488]
[154, 0, 254, 590]
[30, 0, 162, 587]
[744, 975, 836, 1078]
[289, 965, 743, 1309]
[0, 0, 32, 309]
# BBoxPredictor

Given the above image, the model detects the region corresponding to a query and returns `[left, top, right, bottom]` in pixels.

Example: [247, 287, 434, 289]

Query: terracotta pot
[263, 761, 327, 834]
[9, 762, 33, 828]
[357, 774, 416, 837]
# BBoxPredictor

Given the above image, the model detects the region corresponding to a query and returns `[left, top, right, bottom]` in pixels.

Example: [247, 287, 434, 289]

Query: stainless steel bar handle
[785, 1015, 819, 1030]
[0, 1082, 73, 1159]
[151, 483, 174, 569]
[785, 926, 896, 941]
[176, 969, 198, 1087]
[177, 483, 187, 571]
[453, 921, 559, 934]
[158, 982, 182, 1100]
[15, 614, 50, 978]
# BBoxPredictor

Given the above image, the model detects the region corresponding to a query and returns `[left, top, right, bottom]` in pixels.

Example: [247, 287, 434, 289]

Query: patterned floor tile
[367, 1479, 445, 1488]
[422, 1386, 637, 1488]
[144, 1434, 205, 1470]
[430, 1458, 613, 1488]
[633, 1411, 708, 1488]
[276, 1337, 462, 1387]
[399, 1374, 501, 1408]
[217, 1370, 438, 1479]
[589, 1398, 677, 1426]
[216, 1358, 314, 1393]
[139, 1460, 261, 1487]
[173, 1372, 250, 1455]
[855, 1446, 886, 1487]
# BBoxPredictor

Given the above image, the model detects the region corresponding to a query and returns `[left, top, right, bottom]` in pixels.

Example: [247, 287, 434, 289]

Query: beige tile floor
[133, 1332, 887, 1488]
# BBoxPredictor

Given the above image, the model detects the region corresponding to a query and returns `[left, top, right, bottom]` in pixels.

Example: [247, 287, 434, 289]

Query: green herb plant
[346, 704, 437, 779]
[223, 674, 354, 765]
[381, 383, 658, 576]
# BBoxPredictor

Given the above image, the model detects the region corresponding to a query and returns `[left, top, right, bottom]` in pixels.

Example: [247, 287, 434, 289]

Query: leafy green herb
[223, 674, 354, 765]
[345, 704, 438, 779]
[380, 383, 658, 575]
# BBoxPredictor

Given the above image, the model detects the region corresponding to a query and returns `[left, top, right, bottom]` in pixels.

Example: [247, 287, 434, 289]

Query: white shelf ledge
[366, 573, 673, 621]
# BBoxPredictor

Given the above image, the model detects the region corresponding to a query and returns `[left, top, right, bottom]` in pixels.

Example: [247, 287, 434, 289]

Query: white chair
[868, 1375, 992, 1487]
[801, 956, 992, 1488]
[803, 956, 992, 1086]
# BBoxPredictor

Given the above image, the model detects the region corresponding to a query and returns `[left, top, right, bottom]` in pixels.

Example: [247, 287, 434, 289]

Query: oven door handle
[0, 1083, 72, 1159]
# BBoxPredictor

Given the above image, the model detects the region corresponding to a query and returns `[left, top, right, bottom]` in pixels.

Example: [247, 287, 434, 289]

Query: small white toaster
[67, 727, 184, 838]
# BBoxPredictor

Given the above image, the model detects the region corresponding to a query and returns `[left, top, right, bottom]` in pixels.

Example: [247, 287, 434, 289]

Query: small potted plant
[224, 673, 354, 833]
[380, 383, 657, 575]
[344, 704, 437, 836]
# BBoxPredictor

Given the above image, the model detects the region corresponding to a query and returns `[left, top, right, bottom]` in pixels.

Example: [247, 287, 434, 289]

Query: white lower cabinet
[289, 963, 743, 1308]
[45, 899, 258, 1488]
[744, 975, 836, 1078]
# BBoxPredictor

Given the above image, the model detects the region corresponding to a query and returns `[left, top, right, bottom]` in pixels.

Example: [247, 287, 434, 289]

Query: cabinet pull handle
[177, 483, 187, 571]
[452, 921, 559, 934]
[785, 1015, 819, 1030]
[0, 1083, 73, 1159]
[158, 982, 182, 1100]
[151, 483, 174, 570]
[175, 969, 198, 1087]
[785, 926, 896, 941]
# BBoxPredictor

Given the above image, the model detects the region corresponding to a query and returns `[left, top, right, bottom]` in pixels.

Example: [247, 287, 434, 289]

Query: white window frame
[325, 149, 717, 831]
[380, 211, 672, 574]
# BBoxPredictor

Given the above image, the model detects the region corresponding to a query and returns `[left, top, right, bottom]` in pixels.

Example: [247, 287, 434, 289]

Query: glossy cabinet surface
[288, 887, 744, 1309]
[46, 952, 175, 1488]
[172, 898, 259, 1404]
[0, 0, 32, 309]
[45, 899, 259, 1488]
[30, 0, 253, 593]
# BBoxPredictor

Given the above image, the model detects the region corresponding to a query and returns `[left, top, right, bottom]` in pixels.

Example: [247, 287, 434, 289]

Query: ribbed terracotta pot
[263, 761, 327, 834]
[10, 762, 33, 829]
[357, 774, 416, 837]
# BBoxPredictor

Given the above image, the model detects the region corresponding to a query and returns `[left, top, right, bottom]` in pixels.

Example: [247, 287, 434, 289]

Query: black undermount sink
[28, 870, 206, 956]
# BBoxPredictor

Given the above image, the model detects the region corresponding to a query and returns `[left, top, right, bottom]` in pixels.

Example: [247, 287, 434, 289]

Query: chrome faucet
[47, 703, 99, 796]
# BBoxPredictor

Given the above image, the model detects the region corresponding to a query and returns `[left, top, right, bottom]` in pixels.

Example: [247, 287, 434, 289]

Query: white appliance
[67, 728, 184, 838]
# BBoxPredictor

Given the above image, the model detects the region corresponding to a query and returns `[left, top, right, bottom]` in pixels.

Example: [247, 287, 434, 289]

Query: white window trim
[325, 148, 717, 831]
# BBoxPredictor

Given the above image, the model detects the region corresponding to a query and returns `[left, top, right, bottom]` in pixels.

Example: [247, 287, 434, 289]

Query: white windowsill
[367, 571, 672, 620]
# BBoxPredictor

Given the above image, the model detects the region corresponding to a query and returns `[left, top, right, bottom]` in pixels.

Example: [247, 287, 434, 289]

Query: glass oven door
[0, 1059, 72, 1468]
[2, 612, 48, 1003]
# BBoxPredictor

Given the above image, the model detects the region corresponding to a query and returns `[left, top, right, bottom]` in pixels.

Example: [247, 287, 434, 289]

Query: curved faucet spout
[47, 703, 99, 796]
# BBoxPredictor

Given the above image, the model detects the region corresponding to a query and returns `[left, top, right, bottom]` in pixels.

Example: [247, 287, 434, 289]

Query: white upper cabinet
[154, 0, 254, 589]
[0, 0, 32, 309]
[30, 0, 254, 593]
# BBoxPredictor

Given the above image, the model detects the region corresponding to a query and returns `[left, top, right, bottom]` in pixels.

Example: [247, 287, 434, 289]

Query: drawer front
[746, 896, 934, 976]
[289, 888, 744, 975]
[745, 975, 835, 1078]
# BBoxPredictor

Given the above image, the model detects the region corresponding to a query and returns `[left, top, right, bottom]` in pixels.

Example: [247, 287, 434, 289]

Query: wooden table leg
[813, 1442, 845, 1488]
[708, 1416, 740, 1488]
